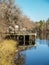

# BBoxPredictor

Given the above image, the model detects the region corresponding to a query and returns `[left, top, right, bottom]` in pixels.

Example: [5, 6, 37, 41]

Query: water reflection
[15, 43, 36, 65]
[24, 39, 49, 65]
[36, 39, 49, 47]
[15, 51, 26, 65]
[15, 37, 49, 65]
[37, 33, 49, 40]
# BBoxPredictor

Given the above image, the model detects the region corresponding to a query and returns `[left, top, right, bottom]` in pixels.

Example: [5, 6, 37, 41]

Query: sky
[15, 0, 49, 21]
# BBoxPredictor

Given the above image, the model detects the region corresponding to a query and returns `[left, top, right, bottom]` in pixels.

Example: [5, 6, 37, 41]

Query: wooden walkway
[0, 33, 37, 45]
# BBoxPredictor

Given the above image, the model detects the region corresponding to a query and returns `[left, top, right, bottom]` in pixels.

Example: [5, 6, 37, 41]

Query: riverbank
[18, 44, 36, 51]
[0, 40, 18, 65]
[0, 39, 36, 65]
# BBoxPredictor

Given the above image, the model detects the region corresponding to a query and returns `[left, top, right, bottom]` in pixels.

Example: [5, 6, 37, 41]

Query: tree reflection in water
[14, 51, 26, 65]
[14, 42, 36, 65]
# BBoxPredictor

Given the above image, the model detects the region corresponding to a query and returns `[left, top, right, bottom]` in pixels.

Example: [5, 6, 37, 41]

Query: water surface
[21, 39, 49, 65]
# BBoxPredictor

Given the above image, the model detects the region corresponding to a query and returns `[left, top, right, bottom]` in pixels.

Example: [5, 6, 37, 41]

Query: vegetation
[0, 0, 49, 65]
[0, 40, 26, 65]
[0, 0, 22, 33]
[0, 40, 17, 65]
[0, 0, 49, 35]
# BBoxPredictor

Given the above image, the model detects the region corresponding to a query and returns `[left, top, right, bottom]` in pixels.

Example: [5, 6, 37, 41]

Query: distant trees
[38, 20, 43, 29]
[46, 18, 49, 23]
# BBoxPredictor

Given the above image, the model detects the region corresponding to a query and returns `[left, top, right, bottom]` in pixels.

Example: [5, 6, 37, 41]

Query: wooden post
[35, 33, 36, 41]
[24, 35, 25, 46]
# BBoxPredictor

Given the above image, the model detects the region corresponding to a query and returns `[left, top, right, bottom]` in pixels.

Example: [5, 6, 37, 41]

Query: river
[19, 39, 49, 65]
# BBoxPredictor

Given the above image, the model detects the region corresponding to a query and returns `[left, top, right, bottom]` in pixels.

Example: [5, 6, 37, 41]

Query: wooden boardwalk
[0, 33, 37, 45]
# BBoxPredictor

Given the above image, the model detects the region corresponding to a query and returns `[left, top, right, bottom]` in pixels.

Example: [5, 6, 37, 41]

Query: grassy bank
[0, 40, 18, 65]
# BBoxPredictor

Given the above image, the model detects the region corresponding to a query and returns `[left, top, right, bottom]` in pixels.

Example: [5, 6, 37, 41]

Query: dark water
[20, 39, 49, 65]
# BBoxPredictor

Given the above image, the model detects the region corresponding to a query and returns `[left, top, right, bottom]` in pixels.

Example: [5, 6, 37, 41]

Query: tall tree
[0, 0, 22, 33]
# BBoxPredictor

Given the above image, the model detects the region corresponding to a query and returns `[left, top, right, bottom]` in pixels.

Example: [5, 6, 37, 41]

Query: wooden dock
[0, 33, 37, 45]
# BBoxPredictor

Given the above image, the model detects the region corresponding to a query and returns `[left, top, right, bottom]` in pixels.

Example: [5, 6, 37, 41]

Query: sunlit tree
[0, 0, 22, 33]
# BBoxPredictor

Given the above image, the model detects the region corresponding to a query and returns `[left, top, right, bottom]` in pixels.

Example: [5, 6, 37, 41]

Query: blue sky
[15, 0, 49, 21]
